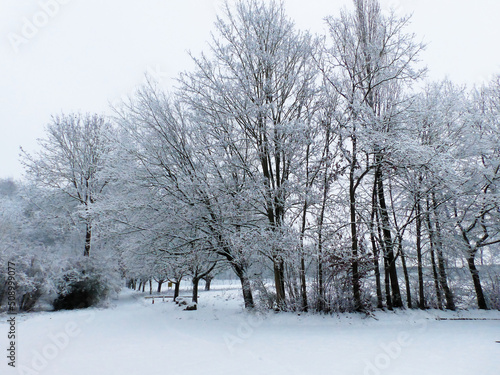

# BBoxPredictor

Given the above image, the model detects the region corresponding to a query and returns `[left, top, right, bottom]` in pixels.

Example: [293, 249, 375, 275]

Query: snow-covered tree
[179, 0, 319, 309]
[21, 113, 113, 257]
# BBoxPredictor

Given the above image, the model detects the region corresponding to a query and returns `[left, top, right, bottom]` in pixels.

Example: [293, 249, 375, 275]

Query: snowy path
[2, 285, 500, 375]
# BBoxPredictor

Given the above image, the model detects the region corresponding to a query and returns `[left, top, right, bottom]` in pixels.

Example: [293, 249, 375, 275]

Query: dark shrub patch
[53, 269, 108, 311]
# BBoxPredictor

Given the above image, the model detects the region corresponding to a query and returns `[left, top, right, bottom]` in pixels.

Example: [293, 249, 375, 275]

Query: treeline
[2, 0, 499, 312]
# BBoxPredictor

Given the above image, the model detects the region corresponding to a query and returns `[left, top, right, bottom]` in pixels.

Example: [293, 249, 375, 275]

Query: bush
[0, 254, 50, 312]
[19, 288, 44, 312]
[252, 278, 277, 311]
[53, 258, 111, 311]
[485, 266, 500, 310]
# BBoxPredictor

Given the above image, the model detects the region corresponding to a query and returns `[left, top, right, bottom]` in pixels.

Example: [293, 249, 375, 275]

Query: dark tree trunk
[240, 275, 254, 310]
[273, 258, 286, 310]
[425, 197, 443, 309]
[149, 279, 153, 295]
[416, 200, 425, 309]
[467, 253, 488, 310]
[384, 257, 393, 310]
[142, 281, 146, 293]
[349, 143, 362, 311]
[299, 257, 308, 312]
[371, 180, 384, 309]
[285, 269, 299, 305]
[432, 194, 455, 310]
[375, 162, 402, 308]
[299, 142, 313, 313]
[436, 246, 455, 310]
[399, 242, 412, 309]
[316, 129, 333, 312]
[214, 238, 254, 309]
[430, 248, 443, 309]
[84, 222, 92, 257]
[317, 221, 325, 312]
[157, 280, 164, 293]
[376, 202, 393, 310]
[192, 278, 199, 304]
[299, 200, 309, 312]
[233, 264, 254, 309]
[174, 280, 180, 300]
[459, 221, 488, 310]
[371, 234, 384, 309]
[203, 276, 213, 291]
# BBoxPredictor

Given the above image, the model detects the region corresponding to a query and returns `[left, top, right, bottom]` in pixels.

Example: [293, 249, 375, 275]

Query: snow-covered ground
[2, 280, 499, 375]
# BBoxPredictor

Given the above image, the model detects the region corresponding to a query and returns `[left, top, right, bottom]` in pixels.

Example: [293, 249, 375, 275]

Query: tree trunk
[436, 246, 455, 310]
[316, 127, 334, 312]
[384, 257, 393, 310]
[370, 233, 384, 309]
[84, 222, 92, 257]
[233, 264, 255, 309]
[149, 279, 153, 295]
[273, 259, 286, 310]
[299, 141, 313, 313]
[204, 276, 213, 291]
[430, 248, 442, 309]
[375, 162, 402, 307]
[425, 197, 443, 309]
[174, 280, 180, 300]
[240, 275, 255, 310]
[317, 207, 325, 312]
[371, 179, 384, 309]
[432, 194, 455, 310]
[157, 280, 163, 293]
[192, 278, 199, 304]
[285, 268, 300, 307]
[416, 200, 425, 309]
[467, 252, 488, 309]
[299, 201, 309, 312]
[376, 201, 393, 310]
[399, 242, 412, 309]
[349, 138, 362, 311]
[300, 257, 308, 312]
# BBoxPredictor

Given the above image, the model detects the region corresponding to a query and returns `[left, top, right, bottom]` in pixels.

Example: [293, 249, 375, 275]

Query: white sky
[1, 0, 499, 180]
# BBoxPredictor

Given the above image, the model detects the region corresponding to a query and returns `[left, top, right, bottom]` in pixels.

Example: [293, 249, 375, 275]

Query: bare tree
[22, 113, 112, 257]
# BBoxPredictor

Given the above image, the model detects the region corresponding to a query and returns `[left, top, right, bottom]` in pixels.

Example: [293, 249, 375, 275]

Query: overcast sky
[1, 0, 499, 180]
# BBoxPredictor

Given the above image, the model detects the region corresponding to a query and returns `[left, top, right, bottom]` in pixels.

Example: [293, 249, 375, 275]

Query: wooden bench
[144, 295, 198, 304]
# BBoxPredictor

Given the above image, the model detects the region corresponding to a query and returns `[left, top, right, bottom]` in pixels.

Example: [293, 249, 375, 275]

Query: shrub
[53, 258, 111, 311]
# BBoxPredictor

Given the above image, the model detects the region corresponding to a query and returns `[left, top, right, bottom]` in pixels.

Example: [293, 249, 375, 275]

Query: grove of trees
[1, 0, 499, 313]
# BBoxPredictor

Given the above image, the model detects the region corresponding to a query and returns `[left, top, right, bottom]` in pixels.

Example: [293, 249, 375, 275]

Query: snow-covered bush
[53, 257, 120, 310]
[0, 250, 59, 312]
[0, 181, 56, 311]
[484, 266, 500, 310]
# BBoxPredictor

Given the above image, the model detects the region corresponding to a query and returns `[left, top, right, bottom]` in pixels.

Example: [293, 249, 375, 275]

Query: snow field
[1, 282, 499, 375]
